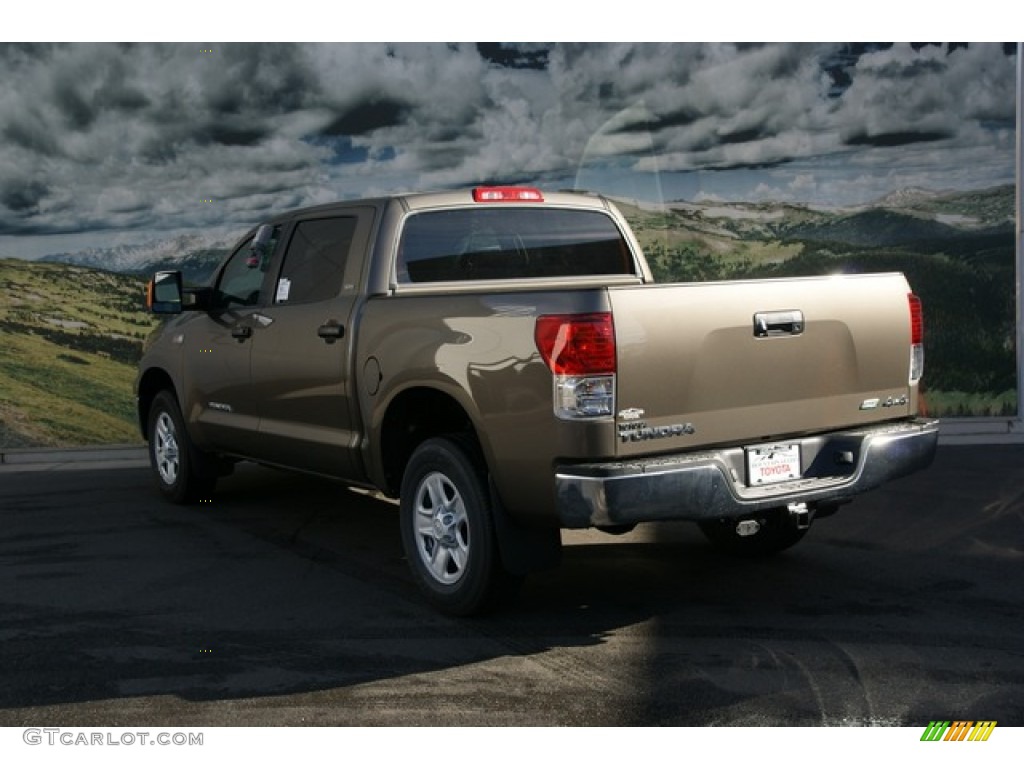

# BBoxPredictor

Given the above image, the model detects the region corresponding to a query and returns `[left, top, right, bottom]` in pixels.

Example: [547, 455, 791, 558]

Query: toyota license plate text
[746, 444, 801, 485]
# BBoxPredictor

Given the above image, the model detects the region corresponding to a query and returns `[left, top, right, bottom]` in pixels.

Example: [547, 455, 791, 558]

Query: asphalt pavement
[0, 442, 1022, 726]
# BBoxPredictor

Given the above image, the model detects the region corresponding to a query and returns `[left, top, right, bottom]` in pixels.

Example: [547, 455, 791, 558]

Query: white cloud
[0, 42, 1015, 255]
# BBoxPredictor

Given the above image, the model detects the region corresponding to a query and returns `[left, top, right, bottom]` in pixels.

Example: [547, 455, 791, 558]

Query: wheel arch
[375, 385, 484, 497]
[136, 367, 178, 441]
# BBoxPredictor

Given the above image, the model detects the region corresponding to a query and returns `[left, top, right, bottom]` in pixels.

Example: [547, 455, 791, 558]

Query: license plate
[746, 443, 801, 485]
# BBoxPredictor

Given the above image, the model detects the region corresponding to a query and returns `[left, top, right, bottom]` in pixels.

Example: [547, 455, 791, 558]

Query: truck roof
[261, 187, 615, 224]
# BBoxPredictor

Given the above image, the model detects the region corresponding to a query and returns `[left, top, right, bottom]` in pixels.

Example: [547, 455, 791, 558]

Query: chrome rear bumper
[555, 418, 939, 528]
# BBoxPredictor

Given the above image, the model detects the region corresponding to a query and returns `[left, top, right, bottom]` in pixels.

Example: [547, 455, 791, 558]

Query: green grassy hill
[0, 258, 159, 448]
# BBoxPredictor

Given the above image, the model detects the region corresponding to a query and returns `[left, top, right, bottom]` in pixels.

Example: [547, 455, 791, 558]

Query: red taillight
[909, 293, 925, 383]
[535, 313, 616, 375]
[473, 186, 544, 203]
[909, 293, 923, 345]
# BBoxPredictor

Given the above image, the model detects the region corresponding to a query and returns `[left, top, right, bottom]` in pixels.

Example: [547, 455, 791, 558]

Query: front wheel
[147, 390, 217, 504]
[698, 508, 808, 557]
[399, 437, 519, 616]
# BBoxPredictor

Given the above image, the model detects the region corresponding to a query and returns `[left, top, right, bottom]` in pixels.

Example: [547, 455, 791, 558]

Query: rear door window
[397, 208, 636, 283]
[274, 217, 358, 304]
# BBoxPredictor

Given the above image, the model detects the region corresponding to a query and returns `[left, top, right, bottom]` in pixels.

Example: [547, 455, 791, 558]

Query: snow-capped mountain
[41, 233, 234, 284]
[872, 187, 948, 209]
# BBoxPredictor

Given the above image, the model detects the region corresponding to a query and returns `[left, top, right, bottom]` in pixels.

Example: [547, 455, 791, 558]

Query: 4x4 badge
[860, 394, 908, 410]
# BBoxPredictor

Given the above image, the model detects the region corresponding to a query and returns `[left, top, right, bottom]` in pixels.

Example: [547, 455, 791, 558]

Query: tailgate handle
[754, 310, 804, 338]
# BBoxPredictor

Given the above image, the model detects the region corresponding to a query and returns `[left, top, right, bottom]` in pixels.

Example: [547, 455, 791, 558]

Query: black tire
[147, 390, 217, 504]
[698, 508, 808, 557]
[399, 436, 520, 616]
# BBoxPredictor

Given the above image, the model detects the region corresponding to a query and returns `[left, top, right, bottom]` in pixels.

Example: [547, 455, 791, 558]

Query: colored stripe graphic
[968, 722, 997, 741]
[920, 720, 996, 742]
[944, 721, 972, 741]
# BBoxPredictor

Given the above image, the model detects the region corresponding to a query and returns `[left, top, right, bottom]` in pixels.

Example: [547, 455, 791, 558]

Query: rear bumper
[554, 418, 939, 528]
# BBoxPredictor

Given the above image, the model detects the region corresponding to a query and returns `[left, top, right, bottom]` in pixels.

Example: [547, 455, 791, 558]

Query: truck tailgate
[610, 273, 917, 458]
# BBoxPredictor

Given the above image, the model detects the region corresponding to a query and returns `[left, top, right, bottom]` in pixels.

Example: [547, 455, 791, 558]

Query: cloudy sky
[0, 42, 1017, 258]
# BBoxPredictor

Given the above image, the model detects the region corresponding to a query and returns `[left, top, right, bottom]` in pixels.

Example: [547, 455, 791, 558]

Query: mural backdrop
[0, 43, 1018, 446]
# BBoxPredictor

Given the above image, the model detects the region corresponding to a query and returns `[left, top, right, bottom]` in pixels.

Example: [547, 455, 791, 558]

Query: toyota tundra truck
[136, 186, 939, 615]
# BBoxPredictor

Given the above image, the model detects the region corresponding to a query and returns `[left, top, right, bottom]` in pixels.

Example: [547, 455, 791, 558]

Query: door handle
[231, 326, 252, 341]
[753, 310, 804, 338]
[317, 323, 345, 343]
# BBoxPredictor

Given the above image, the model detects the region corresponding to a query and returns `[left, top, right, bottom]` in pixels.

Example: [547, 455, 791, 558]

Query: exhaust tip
[735, 519, 761, 537]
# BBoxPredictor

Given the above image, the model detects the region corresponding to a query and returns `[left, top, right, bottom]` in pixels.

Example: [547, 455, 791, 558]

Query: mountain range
[32, 185, 1014, 283]
[666, 184, 1012, 242]
[41, 232, 234, 285]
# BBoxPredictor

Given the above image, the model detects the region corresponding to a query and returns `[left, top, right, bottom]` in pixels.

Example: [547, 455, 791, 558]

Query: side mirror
[146, 271, 183, 314]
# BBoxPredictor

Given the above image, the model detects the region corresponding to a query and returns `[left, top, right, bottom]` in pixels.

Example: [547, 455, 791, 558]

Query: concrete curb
[0, 444, 148, 472]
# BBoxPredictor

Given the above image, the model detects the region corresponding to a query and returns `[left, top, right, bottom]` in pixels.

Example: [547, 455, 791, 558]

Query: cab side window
[274, 217, 357, 304]
[213, 228, 279, 309]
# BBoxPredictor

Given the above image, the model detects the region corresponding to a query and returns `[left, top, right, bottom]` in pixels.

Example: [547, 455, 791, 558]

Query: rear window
[396, 207, 636, 283]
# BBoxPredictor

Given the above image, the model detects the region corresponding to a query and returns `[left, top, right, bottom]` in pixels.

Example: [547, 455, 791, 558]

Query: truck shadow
[1, 446, 1022, 724]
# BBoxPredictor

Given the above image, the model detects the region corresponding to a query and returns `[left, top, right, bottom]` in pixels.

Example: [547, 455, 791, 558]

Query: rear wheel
[147, 390, 217, 504]
[698, 508, 808, 557]
[399, 436, 520, 616]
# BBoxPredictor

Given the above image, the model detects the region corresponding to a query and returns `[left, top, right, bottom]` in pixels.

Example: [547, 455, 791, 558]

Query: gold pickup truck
[136, 186, 939, 615]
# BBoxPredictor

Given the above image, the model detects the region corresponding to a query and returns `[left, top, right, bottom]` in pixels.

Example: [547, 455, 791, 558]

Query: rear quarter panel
[355, 289, 619, 524]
